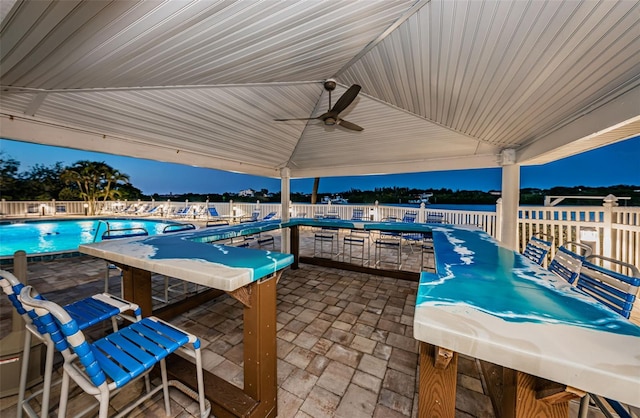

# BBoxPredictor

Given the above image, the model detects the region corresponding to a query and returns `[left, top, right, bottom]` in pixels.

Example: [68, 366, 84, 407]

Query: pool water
[0, 218, 186, 258]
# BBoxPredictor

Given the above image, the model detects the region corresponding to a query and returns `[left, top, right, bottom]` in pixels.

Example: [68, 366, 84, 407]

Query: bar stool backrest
[351, 208, 365, 221]
[548, 241, 592, 284]
[522, 234, 553, 266]
[0, 271, 68, 351]
[402, 211, 417, 223]
[577, 255, 640, 319]
[20, 286, 111, 387]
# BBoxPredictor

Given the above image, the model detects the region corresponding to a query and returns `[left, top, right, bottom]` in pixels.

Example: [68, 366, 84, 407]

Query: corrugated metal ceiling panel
[340, 0, 640, 147]
[1, 83, 326, 169]
[1, 0, 415, 88]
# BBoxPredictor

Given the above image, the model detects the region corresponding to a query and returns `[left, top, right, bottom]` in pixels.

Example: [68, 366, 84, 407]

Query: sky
[1, 136, 639, 195]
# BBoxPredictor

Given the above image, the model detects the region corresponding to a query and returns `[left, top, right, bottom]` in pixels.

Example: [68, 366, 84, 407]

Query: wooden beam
[419, 343, 458, 418]
[502, 369, 569, 418]
[479, 360, 505, 418]
[535, 379, 585, 405]
[299, 256, 420, 281]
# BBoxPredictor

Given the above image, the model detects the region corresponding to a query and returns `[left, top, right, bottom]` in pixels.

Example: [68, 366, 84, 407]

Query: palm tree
[61, 161, 130, 215]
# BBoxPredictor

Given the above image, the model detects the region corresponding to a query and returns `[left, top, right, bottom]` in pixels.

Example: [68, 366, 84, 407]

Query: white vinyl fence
[2, 197, 638, 269]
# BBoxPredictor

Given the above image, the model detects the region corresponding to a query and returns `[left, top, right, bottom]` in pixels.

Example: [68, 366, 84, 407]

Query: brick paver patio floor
[1, 228, 595, 417]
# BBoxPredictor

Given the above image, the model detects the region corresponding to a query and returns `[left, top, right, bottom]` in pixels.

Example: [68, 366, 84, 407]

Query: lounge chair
[206, 206, 221, 219]
[141, 204, 163, 216]
[173, 205, 192, 218]
[240, 211, 261, 223]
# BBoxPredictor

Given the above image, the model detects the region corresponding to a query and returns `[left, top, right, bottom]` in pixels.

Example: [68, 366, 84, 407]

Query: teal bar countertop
[414, 225, 640, 407]
[79, 220, 292, 292]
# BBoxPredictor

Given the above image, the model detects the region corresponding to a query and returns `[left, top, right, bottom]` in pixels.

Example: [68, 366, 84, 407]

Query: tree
[0, 152, 21, 200]
[61, 161, 130, 215]
[22, 162, 66, 200]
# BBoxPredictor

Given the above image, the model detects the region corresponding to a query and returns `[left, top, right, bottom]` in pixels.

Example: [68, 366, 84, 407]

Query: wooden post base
[418, 342, 458, 418]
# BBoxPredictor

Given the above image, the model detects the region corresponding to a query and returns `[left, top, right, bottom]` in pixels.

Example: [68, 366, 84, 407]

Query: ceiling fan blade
[331, 84, 361, 114]
[337, 119, 364, 131]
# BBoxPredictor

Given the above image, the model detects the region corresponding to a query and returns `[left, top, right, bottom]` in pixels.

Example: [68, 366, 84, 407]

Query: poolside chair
[547, 241, 592, 284]
[240, 210, 260, 223]
[19, 285, 210, 418]
[206, 206, 221, 219]
[173, 206, 192, 218]
[574, 256, 640, 418]
[522, 233, 553, 266]
[0, 270, 140, 418]
[262, 211, 278, 220]
[141, 204, 163, 216]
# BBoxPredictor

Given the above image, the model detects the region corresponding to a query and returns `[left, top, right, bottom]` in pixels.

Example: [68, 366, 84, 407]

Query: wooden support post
[419, 343, 458, 418]
[290, 225, 299, 269]
[120, 265, 152, 317]
[244, 273, 279, 418]
[502, 369, 569, 418]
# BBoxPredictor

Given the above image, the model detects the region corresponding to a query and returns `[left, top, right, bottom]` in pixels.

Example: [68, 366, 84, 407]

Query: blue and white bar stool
[19, 285, 210, 418]
[0, 270, 140, 418]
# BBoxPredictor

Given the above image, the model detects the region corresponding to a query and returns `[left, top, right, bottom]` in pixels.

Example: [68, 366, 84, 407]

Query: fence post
[602, 194, 617, 259]
[419, 202, 426, 223]
[496, 198, 503, 242]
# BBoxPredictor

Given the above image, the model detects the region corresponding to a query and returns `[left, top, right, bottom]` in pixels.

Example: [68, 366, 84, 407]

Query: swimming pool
[0, 218, 190, 258]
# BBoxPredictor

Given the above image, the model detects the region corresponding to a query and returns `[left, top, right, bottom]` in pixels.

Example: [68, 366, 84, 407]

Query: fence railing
[2, 197, 638, 269]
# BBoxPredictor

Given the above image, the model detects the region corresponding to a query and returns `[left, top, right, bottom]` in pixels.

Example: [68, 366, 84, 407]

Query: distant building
[239, 188, 256, 197]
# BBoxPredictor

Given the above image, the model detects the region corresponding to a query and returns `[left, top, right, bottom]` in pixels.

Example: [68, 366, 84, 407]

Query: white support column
[280, 168, 291, 253]
[500, 150, 520, 251]
[602, 194, 618, 259]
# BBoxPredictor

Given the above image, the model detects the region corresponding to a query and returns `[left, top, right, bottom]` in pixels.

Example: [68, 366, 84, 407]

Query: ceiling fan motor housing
[324, 79, 337, 91]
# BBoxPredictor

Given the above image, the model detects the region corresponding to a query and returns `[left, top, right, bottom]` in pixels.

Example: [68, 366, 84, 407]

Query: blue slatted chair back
[576, 256, 640, 319]
[263, 211, 277, 220]
[208, 207, 220, 217]
[351, 208, 365, 221]
[548, 242, 592, 284]
[426, 212, 444, 223]
[402, 211, 417, 223]
[523, 235, 553, 265]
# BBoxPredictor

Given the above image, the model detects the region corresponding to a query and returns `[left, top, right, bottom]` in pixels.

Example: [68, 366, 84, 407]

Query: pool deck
[0, 228, 617, 417]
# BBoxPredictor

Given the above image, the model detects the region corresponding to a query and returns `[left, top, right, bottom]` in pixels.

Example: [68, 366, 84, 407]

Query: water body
[0, 218, 182, 258]
[390, 203, 496, 212]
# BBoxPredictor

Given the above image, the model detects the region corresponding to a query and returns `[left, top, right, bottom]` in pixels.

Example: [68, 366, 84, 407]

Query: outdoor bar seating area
[1, 216, 639, 418]
[2, 1, 640, 416]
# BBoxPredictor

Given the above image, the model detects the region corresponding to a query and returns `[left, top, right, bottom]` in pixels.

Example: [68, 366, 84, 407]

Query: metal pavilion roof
[1, 0, 639, 179]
